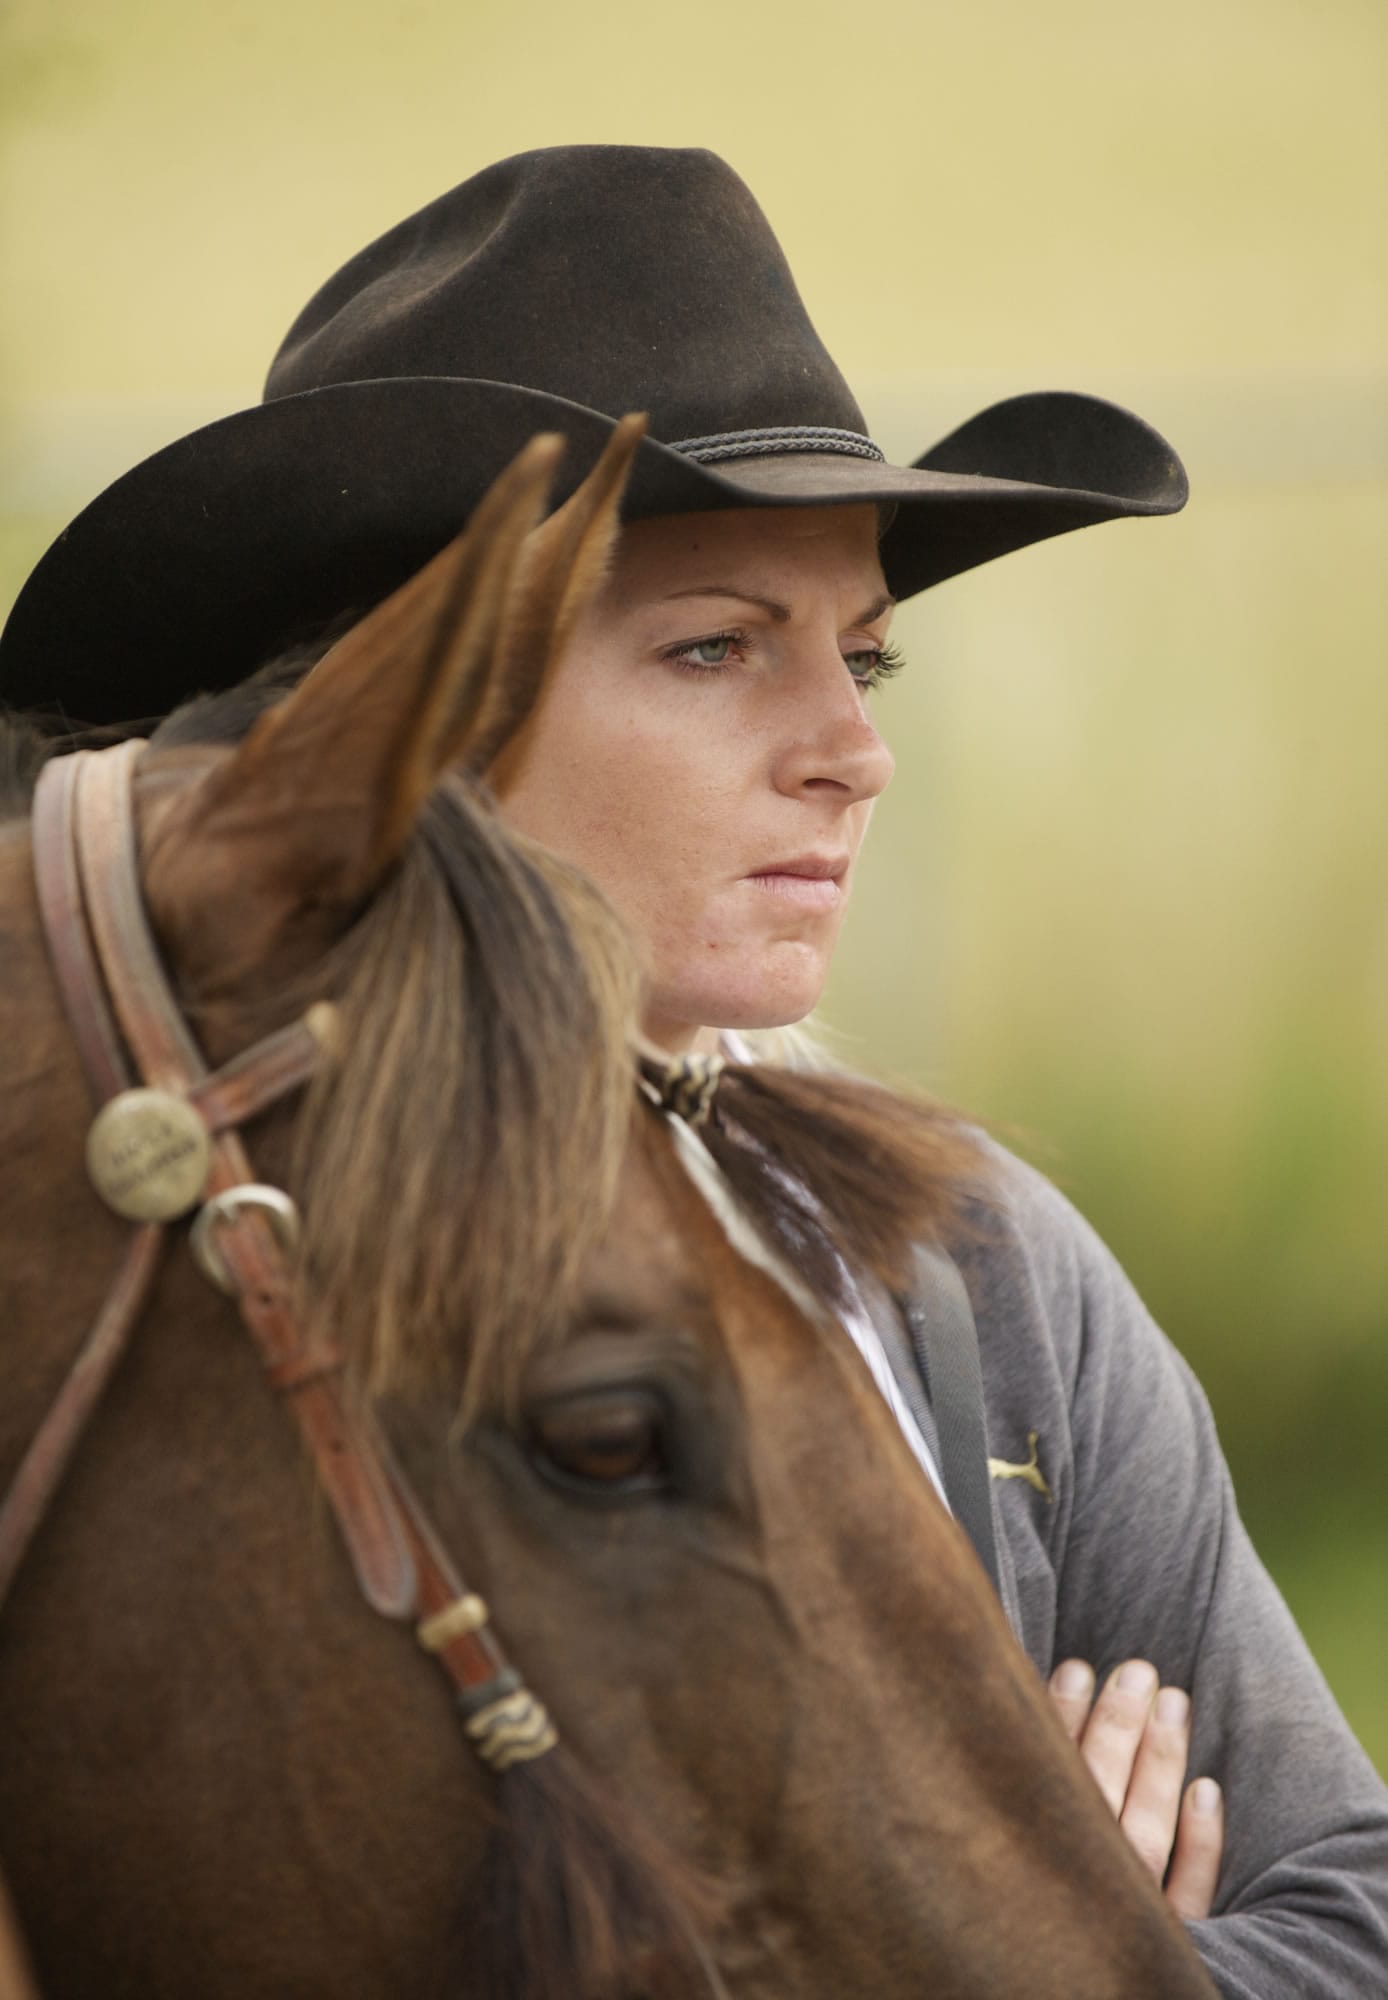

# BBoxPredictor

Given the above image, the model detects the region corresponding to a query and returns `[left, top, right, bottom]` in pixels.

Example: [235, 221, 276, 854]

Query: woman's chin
[648, 946, 830, 1042]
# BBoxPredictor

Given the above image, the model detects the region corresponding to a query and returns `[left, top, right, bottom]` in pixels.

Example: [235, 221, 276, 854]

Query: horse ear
[456, 413, 647, 785]
[141, 434, 561, 991]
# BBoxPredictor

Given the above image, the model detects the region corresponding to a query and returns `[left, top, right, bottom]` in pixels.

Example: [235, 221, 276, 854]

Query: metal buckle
[190, 1183, 301, 1294]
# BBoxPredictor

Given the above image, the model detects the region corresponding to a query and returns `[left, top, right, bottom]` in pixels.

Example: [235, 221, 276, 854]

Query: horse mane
[701, 1064, 992, 1303]
[286, 772, 641, 1421]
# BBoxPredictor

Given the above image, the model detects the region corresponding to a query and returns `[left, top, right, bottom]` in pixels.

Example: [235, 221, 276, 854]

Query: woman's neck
[639, 1014, 721, 1059]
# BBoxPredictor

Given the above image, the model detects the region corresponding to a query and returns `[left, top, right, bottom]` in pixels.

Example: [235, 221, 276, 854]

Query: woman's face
[497, 503, 897, 1051]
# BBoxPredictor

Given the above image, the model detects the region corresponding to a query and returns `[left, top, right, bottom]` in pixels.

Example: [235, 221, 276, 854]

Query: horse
[0, 425, 1217, 2000]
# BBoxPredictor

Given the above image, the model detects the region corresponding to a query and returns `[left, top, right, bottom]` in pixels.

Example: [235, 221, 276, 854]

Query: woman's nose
[772, 658, 896, 805]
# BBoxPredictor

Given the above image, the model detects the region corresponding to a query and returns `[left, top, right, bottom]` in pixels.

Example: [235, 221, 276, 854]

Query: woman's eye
[845, 640, 905, 689]
[527, 1397, 667, 1491]
[689, 635, 734, 666]
[661, 629, 747, 672]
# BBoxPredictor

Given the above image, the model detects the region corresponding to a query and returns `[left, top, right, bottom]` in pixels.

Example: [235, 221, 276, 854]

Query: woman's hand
[1049, 1657, 1224, 1920]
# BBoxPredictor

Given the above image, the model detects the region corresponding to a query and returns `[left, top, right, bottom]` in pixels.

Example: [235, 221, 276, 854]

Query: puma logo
[988, 1430, 1053, 1502]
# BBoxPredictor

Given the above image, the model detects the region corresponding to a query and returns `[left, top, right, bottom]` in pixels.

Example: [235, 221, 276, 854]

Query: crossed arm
[959, 1146, 1388, 1997]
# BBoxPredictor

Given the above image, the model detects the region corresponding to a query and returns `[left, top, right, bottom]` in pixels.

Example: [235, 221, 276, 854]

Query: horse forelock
[282, 772, 642, 1420]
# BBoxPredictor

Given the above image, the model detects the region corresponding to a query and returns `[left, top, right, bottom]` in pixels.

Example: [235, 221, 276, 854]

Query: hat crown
[265, 145, 868, 443]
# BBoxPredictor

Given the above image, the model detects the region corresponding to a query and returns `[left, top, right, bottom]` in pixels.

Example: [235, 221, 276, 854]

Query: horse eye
[527, 1395, 666, 1492]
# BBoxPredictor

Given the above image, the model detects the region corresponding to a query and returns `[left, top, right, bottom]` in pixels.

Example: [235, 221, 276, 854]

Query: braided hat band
[670, 425, 886, 467]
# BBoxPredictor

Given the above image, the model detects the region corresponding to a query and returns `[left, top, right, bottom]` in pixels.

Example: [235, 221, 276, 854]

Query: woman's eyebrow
[662, 586, 791, 621]
[855, 592, 897, 625]
[661, 587, 897, 625]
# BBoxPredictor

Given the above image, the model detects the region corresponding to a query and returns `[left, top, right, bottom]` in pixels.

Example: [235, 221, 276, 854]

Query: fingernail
[1191, 1777, 1222, 1816]
[1156, 1686, 1190, 1725]
[1055, 1659, 1093, 1698]
[1117, 1659, 1158, 1696]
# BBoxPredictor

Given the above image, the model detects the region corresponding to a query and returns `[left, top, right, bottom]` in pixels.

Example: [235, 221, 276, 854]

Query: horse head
[0, 430, 1216, 1999]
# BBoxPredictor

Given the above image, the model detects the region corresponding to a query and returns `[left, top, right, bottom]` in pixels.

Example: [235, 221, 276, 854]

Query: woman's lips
[744, 857, 848, 910]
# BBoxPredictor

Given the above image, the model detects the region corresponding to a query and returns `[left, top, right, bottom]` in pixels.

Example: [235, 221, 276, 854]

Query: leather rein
[0, 739, 558, 1774]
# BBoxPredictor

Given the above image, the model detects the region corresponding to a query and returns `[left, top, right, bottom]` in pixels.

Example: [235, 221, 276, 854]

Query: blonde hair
[730, 1016, 845, 1074]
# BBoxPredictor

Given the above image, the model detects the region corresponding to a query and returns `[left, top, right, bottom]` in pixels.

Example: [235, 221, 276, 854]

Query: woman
[3, 145, 1385, 1995]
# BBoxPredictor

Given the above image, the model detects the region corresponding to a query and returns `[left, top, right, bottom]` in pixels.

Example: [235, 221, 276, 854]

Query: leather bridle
[1, 740, 558, 1773]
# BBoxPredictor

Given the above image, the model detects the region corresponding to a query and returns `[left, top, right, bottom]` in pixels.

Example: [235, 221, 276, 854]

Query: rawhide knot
[639, 1048, 725, 1128]
[464, 1684, 560, 1772]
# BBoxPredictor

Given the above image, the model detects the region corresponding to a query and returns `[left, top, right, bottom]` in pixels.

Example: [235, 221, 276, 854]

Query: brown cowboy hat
[0, 144, 1187, 727]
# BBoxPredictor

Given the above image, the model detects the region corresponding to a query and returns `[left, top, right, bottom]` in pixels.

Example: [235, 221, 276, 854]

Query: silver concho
[86, 1088, 212, 1222]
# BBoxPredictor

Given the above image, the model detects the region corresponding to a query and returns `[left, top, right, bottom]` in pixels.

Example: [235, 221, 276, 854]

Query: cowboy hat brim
[0, 378, 1186, 727]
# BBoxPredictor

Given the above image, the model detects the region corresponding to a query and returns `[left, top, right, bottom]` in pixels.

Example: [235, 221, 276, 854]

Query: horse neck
[607, 1127, 1215, 1999]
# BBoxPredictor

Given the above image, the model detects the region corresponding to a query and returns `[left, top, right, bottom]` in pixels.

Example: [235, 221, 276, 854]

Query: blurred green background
[3, 1, 1384, 1770]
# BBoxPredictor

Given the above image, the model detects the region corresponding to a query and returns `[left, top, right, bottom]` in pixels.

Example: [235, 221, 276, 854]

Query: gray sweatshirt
[920, 1145, 1388, 1999]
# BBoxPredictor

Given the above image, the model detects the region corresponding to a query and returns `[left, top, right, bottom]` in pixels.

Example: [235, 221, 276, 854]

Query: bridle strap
[8, 742, 557, 1770]
[0, 1226, 162, 1612]
[189, 1012, 332, 1134]
[0, 751, 159, 1613]
[30, 748, 131, 1104]
[2, 759, 343, 1617]
[73, 742, 209, 1089]
[24, 743, 418, 1617]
